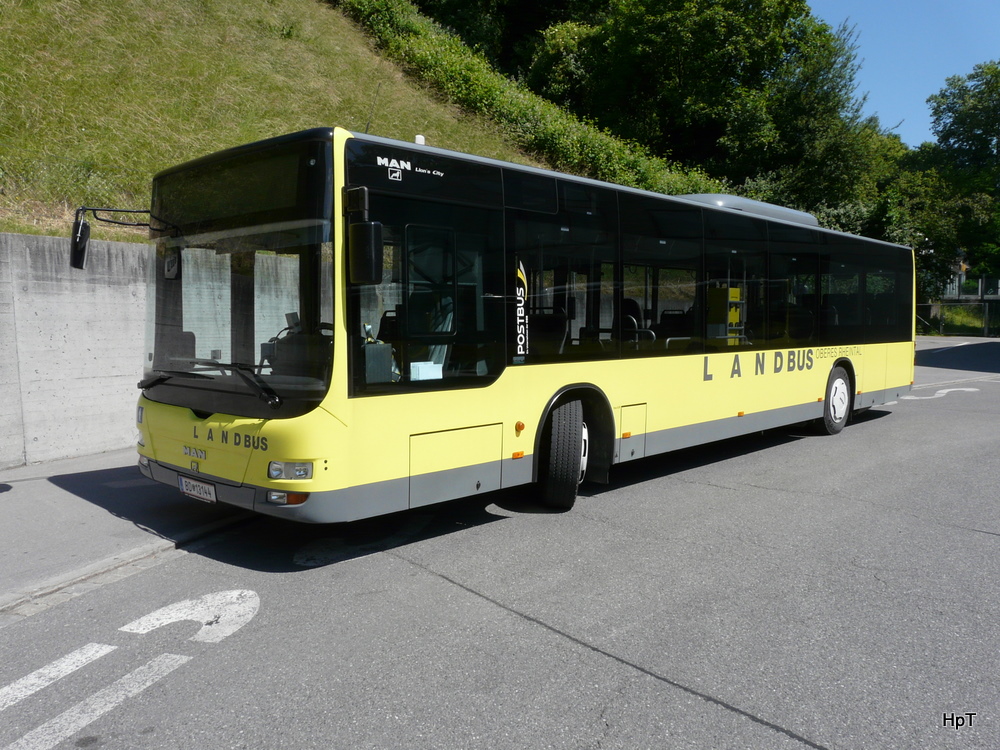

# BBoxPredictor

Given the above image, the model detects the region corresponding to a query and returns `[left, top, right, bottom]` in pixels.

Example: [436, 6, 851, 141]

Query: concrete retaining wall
[0, 233, 147, 469]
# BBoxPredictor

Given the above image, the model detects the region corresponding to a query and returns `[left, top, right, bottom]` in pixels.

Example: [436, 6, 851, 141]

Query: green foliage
[929, 61, 1000, 186]
[378, 0, 1000, 303]
[922, 61, 1000, 277]
[932, 304, 997, 336]
[879, 169, 968, 298]
[596, 0, 814, 164]
[523, 5, 884, 212]
[336, 0, 720, 194]
[412, 0, 608, 73]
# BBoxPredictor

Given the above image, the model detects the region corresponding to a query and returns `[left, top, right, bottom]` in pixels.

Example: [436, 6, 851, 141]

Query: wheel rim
[579, 421, 589, 483]
[829, 378, 849, 422]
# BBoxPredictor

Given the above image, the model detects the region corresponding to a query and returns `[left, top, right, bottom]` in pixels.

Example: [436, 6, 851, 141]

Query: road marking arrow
[119, 589, 260, 643]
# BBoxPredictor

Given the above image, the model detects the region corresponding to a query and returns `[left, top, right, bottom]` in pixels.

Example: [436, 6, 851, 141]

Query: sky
[807, 0, 999, 147]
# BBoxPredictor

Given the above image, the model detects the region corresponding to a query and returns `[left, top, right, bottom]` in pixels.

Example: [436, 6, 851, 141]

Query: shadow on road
[45, 461, 511, 575]
[43, 409, 893, 576]
[589, 408, 890, 494]
[916, 340, 1000, 374]
[48, 465, 248, 542]
[184, 494, 512, 574]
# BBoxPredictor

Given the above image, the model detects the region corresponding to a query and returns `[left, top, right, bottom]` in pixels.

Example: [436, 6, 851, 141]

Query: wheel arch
[532, 384, 615, 484]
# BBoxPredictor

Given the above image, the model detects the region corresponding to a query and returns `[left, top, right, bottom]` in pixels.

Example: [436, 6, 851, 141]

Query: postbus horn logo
[515, 260, 529, 362]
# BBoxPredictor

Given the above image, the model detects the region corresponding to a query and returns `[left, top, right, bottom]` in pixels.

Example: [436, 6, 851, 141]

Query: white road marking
[901, 387, 979, 400]
[0, 643, 116, 712]
[3, 653, 191, 750]
[119, 589, 259, 643]
[1, 591, 259, 748]
[921, 341, 971, 355]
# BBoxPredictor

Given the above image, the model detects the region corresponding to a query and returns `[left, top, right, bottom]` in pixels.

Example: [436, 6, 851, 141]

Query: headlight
[268, 461, 313, 480]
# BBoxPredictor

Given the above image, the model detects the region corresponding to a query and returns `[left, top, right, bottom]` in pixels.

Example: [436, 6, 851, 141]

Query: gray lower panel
[410, 459, 501, 508]
[272, 477, 410, 523]
[256, 456, 533, 522]
[856, 383, 912, 409]
[643, 383, 912, 461]
[502, 455, 533, 489]
[644, 401, 823, 458]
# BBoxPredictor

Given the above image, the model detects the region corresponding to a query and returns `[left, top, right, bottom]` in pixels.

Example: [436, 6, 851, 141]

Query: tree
[413, 0, 885, 212]
[735, 19, 890, 209]
[926, 61, 1000, 276]
[522, 2, 886, 210]
[526, 0, 813, 165]
[928, 61, 1000, 190]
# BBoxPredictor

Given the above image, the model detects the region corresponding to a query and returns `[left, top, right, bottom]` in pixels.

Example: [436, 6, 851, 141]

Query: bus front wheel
[822, 366, 851, 435]
[539, 400, 587, 510]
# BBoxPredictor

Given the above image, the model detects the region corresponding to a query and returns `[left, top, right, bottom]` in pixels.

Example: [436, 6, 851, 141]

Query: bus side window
[652, 268, 700, 353]
[819, 262, 863, 342]
[704, 211, 767, 352]
[619, 195, 704, 357]
[619, 269, 657, 350]
[508, 180, 617, 362]
[767, 228, 819, 346]
[516, 246, 609, 361]
[351, 195, 504, 393]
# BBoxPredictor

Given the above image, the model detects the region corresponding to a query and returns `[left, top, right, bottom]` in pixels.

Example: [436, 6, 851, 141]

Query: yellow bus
[106, 127, 912, 522]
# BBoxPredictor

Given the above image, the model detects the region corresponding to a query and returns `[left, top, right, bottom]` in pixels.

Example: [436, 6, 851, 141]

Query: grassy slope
[0, 0, 538, 239]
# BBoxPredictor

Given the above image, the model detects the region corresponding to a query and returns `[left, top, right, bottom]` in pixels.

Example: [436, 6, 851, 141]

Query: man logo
[377, 156, 411, 170]
[378, 156, 410, 182]
[183, 446, 207, 460]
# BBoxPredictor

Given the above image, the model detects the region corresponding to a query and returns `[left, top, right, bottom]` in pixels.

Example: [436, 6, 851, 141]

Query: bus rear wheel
[822, 366, 851, 435]
[539, 400, 587, 510]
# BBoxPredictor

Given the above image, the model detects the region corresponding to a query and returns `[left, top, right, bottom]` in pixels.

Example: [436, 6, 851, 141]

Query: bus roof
[160, 127, 904, 249]
[678, 194, 819, 227]
[345, 128, 912, 249]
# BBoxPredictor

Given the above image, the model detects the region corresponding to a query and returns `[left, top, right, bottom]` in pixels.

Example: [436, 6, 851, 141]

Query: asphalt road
[1, 336, 998, 749]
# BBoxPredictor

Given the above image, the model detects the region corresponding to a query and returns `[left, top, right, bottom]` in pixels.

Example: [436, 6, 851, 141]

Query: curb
[0, 514, 250, 616]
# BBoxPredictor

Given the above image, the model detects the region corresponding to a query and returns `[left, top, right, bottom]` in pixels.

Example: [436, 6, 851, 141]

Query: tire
[822, 366, 851, 435]
[539, 400, 586, 509]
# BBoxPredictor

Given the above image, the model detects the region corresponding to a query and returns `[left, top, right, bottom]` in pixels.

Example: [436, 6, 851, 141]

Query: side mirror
[349, 221, 383, 285]
[70, 215, 91, 270]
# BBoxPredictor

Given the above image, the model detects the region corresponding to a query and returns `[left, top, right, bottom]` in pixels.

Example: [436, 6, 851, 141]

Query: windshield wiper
[231, 365, 283, 409]
[181, 359, 283, 409]
[138, 370, 213, 390]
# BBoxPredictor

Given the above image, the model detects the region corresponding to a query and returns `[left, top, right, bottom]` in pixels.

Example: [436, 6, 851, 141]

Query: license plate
[178, 475, 217, 503]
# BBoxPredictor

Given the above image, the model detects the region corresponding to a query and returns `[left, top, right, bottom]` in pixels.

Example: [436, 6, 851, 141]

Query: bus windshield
[142, 132, 334, 418]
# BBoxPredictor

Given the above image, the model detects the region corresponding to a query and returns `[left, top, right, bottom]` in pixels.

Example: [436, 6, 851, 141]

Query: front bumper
[138, 456, 407, 524]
